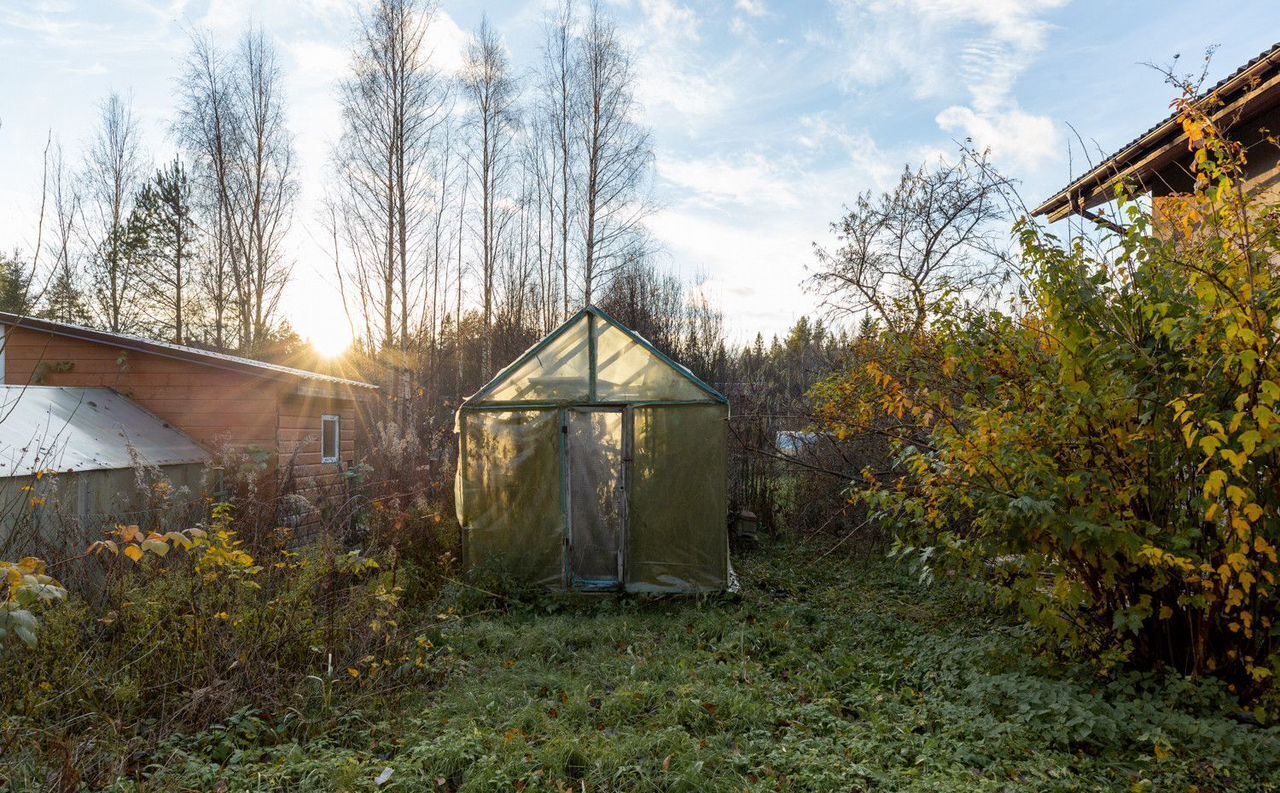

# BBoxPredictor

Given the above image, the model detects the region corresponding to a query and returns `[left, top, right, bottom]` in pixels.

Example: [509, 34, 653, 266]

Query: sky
[1, 0, 1278, 349]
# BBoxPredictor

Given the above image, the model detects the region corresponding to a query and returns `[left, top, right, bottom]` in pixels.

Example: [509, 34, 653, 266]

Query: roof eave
[0, 312, 378, 394]
[1033, 43, 1280, 221]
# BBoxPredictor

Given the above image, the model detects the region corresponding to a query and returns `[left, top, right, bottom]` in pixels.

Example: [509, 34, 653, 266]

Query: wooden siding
[2, 326, 283, 453]
[278, 394, 357, 496]
[0, 327, 367, 508]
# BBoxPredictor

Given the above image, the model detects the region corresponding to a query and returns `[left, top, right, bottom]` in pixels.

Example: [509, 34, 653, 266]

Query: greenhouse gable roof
[463, 305, 727, 407]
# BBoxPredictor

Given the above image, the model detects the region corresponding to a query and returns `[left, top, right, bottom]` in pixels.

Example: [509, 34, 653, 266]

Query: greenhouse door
[567, 407, 626, 589]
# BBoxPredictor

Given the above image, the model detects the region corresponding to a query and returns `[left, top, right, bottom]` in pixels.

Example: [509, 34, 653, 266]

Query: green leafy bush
[0, 505, 439, 789]
[815, 95, 1280, 707]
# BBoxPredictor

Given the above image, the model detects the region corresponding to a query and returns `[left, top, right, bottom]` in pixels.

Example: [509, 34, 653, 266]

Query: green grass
[142, 543, 1280, 791]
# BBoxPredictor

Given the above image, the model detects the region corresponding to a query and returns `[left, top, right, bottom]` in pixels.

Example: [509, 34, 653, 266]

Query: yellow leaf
[1232, 516, 1252, 541]
[123, 545, 144, 563]
[1185, 118, 1205, 143]
[1204, 470, 1228, 498]
[1227, 485, 1247, 506]
[164, 531, 192, 550]
[348, 667, 360, 678]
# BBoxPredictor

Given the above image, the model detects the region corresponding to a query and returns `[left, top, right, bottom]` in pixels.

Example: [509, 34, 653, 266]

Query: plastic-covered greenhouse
[455, 306, 729, 593]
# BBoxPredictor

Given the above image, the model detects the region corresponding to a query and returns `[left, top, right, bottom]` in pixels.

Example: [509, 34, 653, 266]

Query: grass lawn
[145, 542, 1280, 791]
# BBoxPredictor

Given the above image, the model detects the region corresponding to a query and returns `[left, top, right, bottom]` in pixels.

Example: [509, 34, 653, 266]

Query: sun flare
[308, 324, 354, 359]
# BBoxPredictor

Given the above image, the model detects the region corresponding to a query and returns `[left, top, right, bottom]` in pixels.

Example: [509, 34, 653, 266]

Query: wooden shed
[0, 313, 377, 508]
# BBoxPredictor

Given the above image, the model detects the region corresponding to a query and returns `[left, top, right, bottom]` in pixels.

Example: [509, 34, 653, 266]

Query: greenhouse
[455, 306, 729, 593]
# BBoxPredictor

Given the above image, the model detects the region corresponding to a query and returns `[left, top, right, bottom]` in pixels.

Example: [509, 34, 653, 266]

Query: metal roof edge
[0, 312, 378, 392]
[0, 385, 211, 476]
[1033, 41, 1280, 220]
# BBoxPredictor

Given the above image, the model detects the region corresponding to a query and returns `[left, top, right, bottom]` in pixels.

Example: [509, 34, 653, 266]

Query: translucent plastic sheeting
[457, 307, 729, 593]
[593, 320, 709, 403]
[484, 314, 591, 403]
[626, 404, 728, 592]
[567, 408, 625, 588]
[456, 408, 564, 587]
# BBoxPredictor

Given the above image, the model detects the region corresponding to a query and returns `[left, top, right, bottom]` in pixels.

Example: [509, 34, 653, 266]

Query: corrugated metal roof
[0, 312, 377, 391]
[1034, 41, 1280, 218]
[0, 386, 210, 478]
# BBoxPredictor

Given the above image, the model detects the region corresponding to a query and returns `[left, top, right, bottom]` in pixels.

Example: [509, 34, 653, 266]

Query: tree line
[2, 0, 703, 407]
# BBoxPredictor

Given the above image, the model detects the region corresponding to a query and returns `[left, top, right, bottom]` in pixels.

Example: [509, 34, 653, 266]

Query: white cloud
[198, 0, 355, 33]
[648, 208, 810, 333]
[735, 0, 766, 18]
[634, 0, 700, 42]
[831, 0, 1066, 171]
[648, 114, 934, 340]
[619, 0, 731, 125]
[424, 7, 468, 75]
[935, 104, 1059, 170]
[657, 153, 802, 210]
[287, 39, 348, 85]
[61, 61, 108, 76]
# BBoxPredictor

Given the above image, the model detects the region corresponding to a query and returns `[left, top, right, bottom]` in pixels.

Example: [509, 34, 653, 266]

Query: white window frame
[321, 414, 341, 464]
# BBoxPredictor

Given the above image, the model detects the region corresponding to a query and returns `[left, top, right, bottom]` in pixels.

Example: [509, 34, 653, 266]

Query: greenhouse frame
[455, 306, 729, 593]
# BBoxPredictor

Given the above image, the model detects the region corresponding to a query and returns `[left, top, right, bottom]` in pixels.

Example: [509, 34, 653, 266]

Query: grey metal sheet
[0, 386, 209, 478]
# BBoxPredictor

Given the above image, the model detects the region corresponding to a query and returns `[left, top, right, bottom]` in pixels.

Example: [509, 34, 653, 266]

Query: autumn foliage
[815, 96, 1280, 708]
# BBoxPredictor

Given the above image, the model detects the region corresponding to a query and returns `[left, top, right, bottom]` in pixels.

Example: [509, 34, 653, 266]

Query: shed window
[321, 415, 340, 464]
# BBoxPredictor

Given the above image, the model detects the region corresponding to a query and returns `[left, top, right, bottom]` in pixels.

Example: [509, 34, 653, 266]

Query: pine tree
[134, 158, 201, 343]
[0, 250, 35, 314]
[40, 261, 91, 325]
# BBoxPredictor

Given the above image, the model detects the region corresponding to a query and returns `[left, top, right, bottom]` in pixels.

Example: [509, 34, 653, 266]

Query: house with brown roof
[0, 312, 377, 511]
[1034, 42, 1280, 225]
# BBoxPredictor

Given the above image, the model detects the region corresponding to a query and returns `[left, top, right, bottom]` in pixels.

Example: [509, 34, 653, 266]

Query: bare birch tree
[333, 0, 450, 356]
[175, 29, 295, 351]
[538, 0, 576, 320]
[175, 32, 237, 349]
[81, 92, 145, 332]
[460, 16, 519, 370]
[228, 28, 296, 349]
[41, 141, 90, 324]
[575, 1, 651, 305]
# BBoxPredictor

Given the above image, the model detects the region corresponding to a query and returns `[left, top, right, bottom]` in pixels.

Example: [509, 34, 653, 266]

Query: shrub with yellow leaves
[0, 556, 66, 651]
[815, 88, 1280, 712]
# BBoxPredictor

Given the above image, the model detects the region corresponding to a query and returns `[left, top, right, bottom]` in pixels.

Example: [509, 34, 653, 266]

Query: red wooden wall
[2, 326, 363, 499]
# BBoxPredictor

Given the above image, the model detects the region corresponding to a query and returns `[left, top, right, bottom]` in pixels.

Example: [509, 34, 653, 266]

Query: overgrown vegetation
[7, 543, 1278, 790]
[814, 88, 1280, 710]
[0, 484, 458, 789]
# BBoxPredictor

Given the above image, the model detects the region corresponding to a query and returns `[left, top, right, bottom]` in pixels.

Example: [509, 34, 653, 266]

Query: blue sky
[1, 0, 1277, 345]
